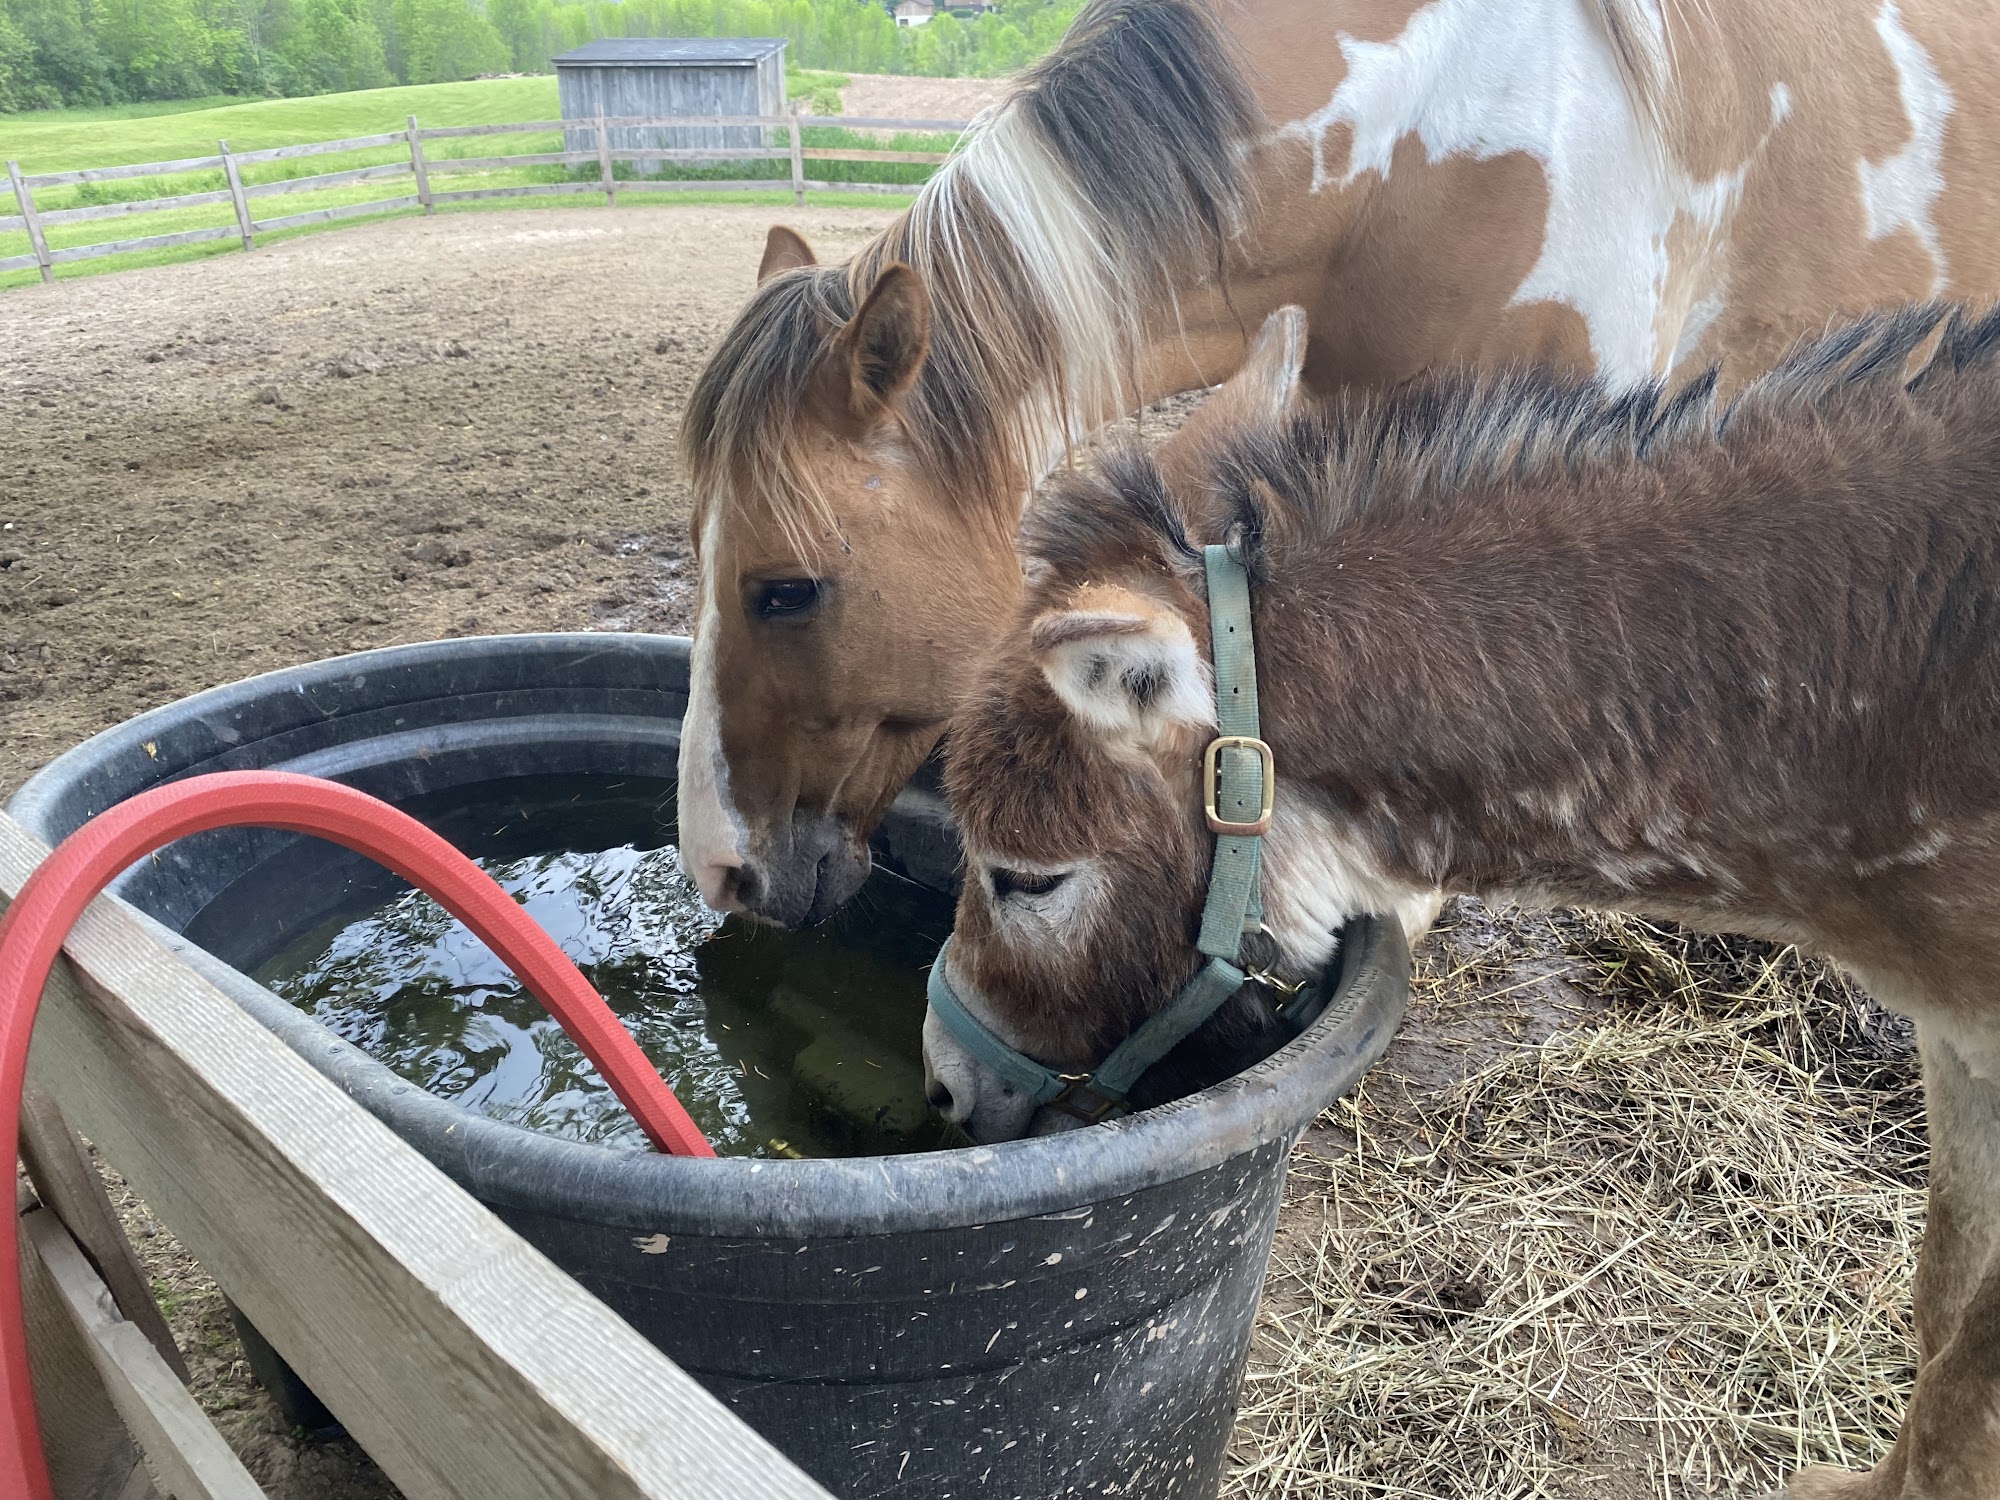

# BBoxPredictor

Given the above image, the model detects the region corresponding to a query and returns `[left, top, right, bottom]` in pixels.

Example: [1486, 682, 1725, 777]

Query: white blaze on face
[1277, 0, 1789, 383]
[676, 504, 748, 913]
[1859, 1, 1954, 295]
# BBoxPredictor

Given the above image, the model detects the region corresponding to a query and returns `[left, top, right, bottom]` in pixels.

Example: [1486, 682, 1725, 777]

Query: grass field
[0, 70, 916, 288]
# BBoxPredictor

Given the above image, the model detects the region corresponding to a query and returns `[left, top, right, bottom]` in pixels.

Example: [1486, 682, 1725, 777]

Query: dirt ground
[839, 72, 1013, 120]
[0, 199, 1922, 1495]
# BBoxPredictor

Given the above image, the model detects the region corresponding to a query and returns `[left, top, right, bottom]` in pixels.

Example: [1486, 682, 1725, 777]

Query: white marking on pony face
[675, 505, 749, 913]
[1259, 787, 1431, 973]
[921, 956, 1043, 1143]
[1858, 1, 1953, 294]
[1276, 0, 1786, 382]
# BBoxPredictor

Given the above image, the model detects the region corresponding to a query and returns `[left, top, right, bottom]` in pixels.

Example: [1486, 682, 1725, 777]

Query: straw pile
[1227, 903, 1926, 1499]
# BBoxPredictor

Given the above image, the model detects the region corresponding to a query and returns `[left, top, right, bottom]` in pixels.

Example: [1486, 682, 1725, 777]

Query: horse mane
[1026, 304, 2000, 582]
[1586, 0, 1677, 138]
[679, 0, 1261, 549]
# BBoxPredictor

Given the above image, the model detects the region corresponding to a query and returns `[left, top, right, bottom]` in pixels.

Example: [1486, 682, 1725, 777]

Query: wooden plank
[405, 116, 433, 216]
[416, 120, 569, 139]
[800, 148, 951, 165]
[801, 115, 970, 130]
[240, 162, 410, 199]
[612, 179, 810, 195]
[48, 225, 238, 264]
[17, 1083, 189, 1382]
[0, 213, 23, 232]
[606, 147, 787, 162]
[423, 153, 576, 173]
[426, 183, 601, 206]
[788, 110, 804, 209]
[0, 812, 834, 1500]
[795, 181, 926, 197]
[595, 110, 615, 206]
[36, 189, 235, 227]
[0, 251, 42, 274]
[588, 114, 791, 128]
[19, 1188, 148, 1500]
[22, 1210, 266, 1500]
[8, 161, 52, 284]
[230, 134, 404, 165]
[25, 156, 224, 188]
[250, 195, 420, 233]
[218, 141, 253, 252]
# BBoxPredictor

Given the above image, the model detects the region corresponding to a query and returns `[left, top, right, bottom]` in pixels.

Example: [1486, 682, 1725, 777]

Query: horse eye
[991, 867, 1067, 901]
[755, 579, 820, 618]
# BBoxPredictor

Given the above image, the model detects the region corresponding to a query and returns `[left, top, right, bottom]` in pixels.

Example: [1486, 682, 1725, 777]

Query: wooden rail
[1, 810, 837, 1499]
[4, 110, 968, 284]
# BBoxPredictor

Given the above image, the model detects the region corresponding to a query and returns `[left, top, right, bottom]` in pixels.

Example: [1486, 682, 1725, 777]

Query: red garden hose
[0, 769, 716, 1500]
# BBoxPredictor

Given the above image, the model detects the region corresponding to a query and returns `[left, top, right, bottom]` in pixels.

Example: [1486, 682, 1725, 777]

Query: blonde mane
[679, 0, 1261, 552]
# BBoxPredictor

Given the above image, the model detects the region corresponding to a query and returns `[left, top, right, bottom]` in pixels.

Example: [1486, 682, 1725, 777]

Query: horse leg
[1787, 1025, 2000, 1499]
[1395, 890, 1446, 951]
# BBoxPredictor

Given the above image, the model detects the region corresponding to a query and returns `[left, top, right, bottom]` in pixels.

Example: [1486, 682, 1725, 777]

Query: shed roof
[552, 37, 788, 67]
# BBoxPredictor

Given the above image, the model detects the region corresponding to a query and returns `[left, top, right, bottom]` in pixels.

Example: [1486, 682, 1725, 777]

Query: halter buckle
[1048, 1074, 1127, 1124]
[1202, 735, 1276, 836]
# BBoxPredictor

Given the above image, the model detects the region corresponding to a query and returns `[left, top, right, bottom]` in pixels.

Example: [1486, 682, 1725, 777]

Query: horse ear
[1229, 305, 1307, 422]
[836, 263, 932, 421]
[758, 225, 817, 282]
[1032, 587, 1214, 755]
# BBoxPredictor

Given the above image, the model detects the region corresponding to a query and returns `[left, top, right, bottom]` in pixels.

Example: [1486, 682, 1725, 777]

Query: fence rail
[4, 109, 969, 284]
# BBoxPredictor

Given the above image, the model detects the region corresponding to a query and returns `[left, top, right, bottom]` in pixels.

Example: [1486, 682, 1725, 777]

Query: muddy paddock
[0, 204, 1923, 1500]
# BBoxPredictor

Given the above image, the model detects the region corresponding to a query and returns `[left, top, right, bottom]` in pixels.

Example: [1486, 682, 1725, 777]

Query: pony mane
[1028, 304, 2000, 581]
[679, 0, 1261, 550]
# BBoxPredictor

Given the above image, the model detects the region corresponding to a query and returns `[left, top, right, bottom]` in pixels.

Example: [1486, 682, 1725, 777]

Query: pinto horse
[677, 0, 2000, 928]
[925, 301, 2000, 1497]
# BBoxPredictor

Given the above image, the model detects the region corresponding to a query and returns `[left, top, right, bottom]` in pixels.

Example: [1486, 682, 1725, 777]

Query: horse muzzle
[729, 812, 873, 929]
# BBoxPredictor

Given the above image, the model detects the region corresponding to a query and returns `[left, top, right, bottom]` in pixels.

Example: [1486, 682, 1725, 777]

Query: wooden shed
[554, 38, 789, 172]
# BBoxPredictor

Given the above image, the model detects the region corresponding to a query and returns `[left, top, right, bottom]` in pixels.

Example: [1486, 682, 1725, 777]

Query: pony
[675, 0, 2000, 928]
[924, 301, 2000, 1497]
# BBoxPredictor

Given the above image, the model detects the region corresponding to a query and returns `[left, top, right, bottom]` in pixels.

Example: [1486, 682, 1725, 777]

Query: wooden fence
[2, 111, 969, 284]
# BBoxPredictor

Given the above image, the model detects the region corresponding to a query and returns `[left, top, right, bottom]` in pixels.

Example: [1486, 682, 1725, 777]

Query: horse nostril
[926, 1078, 954, 1114]
[732, 861, 763, 907]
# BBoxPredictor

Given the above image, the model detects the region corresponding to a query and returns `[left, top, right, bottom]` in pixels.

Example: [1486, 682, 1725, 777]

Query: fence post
[7, 161, 52, 284]
[788, 105, 805, 209]
[218, 140, 254, 251]
[406, 115, 433, 216]
[594, 109, 615, 206]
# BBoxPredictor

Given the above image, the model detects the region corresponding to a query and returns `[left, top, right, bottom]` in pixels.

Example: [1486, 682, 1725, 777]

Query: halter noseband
[927, 541, 1315, 1125]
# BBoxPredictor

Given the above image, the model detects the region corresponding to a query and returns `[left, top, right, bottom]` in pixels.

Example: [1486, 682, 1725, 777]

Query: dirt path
[837, 72, 1011, 121]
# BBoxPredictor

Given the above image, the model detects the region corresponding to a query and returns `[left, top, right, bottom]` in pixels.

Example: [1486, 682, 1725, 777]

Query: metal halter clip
[1202, 735, 1276, 836]
[1048, 1074, 1127, 1124]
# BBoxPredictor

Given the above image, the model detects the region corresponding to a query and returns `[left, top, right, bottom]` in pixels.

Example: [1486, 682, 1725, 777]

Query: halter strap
[925, 541, 1285, 1125]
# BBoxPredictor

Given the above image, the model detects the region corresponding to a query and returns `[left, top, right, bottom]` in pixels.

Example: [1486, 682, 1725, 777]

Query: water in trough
[251, 773, 959, 1158]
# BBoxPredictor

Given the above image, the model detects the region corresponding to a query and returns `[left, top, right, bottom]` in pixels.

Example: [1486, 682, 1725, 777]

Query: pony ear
[757, 225, 818, 282]
[1230, 305, 1307, 422]
[836, 262, 932, 421]
[1032, 587, 1214, 755]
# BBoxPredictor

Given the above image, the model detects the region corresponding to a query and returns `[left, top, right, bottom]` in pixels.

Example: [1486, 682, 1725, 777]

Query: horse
[922, 300, 2000, 1497]
[675, 0, 2000, 929]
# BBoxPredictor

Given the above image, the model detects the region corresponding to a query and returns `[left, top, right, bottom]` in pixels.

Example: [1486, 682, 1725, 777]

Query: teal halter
[927, 541, 1309, 1125]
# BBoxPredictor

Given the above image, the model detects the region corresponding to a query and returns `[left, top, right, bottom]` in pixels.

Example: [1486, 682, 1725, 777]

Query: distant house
[894, 0, 935, 26]
[553, 38, 789, 172]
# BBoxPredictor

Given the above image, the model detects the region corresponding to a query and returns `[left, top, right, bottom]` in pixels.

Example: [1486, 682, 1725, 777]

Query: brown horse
[677, 0, 2000, 926]
[926, 302, 2000, 1497]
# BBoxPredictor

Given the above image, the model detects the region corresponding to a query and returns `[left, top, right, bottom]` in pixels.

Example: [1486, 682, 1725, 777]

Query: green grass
[1, 76, 950, 289]
[1, 78, 563, 174]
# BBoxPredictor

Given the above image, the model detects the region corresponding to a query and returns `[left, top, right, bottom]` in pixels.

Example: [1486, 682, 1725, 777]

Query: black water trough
[8, 633, 1409, 1500]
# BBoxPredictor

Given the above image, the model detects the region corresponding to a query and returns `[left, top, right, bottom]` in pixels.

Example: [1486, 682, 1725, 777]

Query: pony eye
[991, 867, 1067, 901]
[755, 579, 820, 618]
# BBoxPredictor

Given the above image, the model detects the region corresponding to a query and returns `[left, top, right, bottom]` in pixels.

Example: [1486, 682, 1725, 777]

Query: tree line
[0, 0, 1080, 112]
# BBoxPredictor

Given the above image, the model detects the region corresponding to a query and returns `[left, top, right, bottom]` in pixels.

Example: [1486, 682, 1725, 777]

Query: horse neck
[1247, 434, 2000, 937]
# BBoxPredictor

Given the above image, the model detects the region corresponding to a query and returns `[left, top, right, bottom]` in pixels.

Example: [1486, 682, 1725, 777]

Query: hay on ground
[1228, 908, 1925, 1500]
